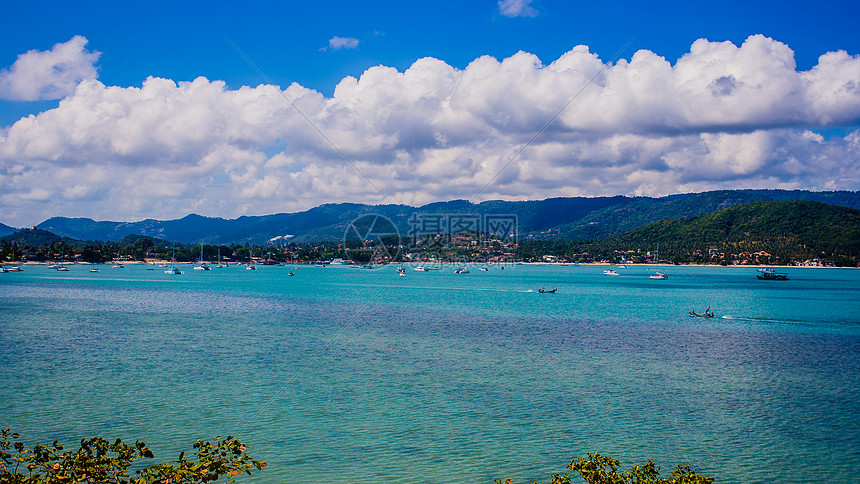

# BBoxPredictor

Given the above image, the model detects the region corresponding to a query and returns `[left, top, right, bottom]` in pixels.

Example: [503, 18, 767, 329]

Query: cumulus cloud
[0, 36, 100, 101]
[325, 36, 359, 51]
[1, 34, 860, 226]
[499, 0, 538, 18]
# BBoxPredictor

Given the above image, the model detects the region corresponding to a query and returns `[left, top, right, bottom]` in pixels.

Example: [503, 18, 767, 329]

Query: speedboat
[56, 265, 70, 272]
[164, 266, 183, 275]
[756, 268, 788, 280]
[414, 265, 427, 271]
[603, 269, 619, 276]
[538, 287, 557, 293]
[649, 272, 668, 280]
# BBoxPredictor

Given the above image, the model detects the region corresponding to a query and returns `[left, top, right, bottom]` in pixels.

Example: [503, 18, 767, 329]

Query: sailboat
[246, 249, 256, 270]
[164, 245, 183, 275]
[56, 248, 70, 271]
[649, 243, 668, 280]
[216, 248, 224, 268]
[6, 246, 23, 271]
[454, 258, 469, 274]
[193, 244, 210, 270]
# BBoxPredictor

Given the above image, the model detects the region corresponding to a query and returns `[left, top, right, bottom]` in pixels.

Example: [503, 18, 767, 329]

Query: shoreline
[4, 260, 856, 269]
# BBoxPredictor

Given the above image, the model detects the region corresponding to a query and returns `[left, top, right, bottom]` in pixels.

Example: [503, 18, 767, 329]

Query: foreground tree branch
[0, 429, 266, 484]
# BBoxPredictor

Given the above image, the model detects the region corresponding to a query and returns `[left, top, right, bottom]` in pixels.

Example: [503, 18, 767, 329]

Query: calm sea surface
[1, 263, 858, 483]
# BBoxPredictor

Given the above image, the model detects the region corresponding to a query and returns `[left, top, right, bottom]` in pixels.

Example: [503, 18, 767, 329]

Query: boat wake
[720, 315, 787, 324]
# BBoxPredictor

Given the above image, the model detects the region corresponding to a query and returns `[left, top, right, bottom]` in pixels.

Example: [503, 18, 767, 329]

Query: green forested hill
[535, 200, 860, 266]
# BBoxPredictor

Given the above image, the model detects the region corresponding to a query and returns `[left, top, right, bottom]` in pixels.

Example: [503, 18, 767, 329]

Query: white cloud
[499, 0, 538, 18]
[0, 36, 100, 101]
[1, 34, 860, 226]
[326, 36, 359, 51]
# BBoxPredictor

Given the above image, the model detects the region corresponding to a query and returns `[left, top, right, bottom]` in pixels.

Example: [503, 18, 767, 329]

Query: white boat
[90, 268, 100, 273]
[194, 244, 210, 270]
[617, 264, 627, 269]
[603, 269, 620, 276]
[165, 244, 182, 274]
[112, 263, 124, 269]
[56, 265, 70, 272]
[649, 243, 668, 280]
[8, 247, 22, 271]
[414, 265, 427, 271]
[246, 264, 256, 270]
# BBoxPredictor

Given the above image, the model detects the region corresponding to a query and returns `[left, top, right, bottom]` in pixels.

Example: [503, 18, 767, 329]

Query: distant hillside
[0, 222, 16, 237]
[34, 189, 860, 244]
[607, 200, 860, 265]
[549, 189, 860, 240]
[0, 228, 81, 247]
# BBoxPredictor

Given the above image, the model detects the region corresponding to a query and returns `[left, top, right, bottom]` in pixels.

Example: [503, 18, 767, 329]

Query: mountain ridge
[18, 189, 860, 244]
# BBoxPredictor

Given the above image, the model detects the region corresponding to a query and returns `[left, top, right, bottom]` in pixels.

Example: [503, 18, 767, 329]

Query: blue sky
[1, 0, 860, 226]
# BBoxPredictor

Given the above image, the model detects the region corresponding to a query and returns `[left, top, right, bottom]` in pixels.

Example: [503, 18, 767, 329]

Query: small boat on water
[56, 265, 70, 272]
[538, 287, 557, 293]
[165, 245, 182, 274]
[649, 243, 669, 280]
[603, 269, 620, 276]
[756, 268, 788, 280]
[479, 267, 489, 271]
[194, 244, 211, 270]
[91, 268, 100, 273]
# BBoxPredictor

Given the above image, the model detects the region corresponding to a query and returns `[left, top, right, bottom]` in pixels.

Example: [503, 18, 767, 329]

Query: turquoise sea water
[1, 263, 858, 483]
